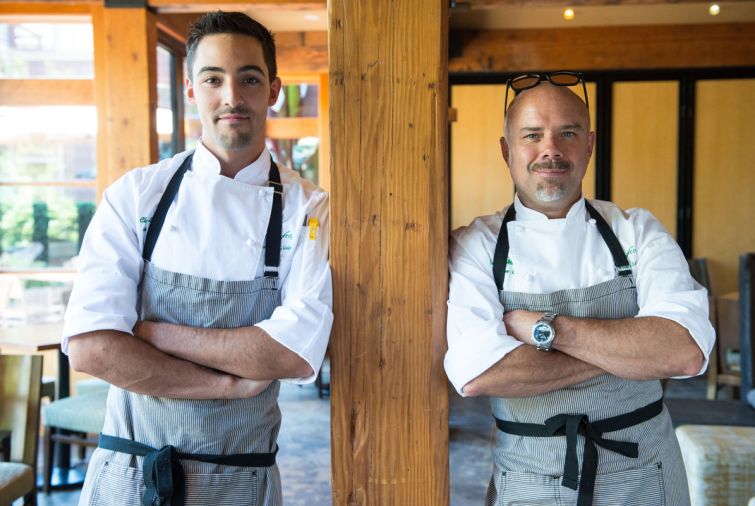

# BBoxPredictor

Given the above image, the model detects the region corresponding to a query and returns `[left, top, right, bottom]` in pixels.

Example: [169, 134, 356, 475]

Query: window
[0, 20, 95, 325]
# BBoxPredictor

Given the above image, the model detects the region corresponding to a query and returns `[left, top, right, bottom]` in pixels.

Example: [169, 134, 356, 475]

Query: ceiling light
[563, 8, 575, 21]
[708, 3, 721, 15]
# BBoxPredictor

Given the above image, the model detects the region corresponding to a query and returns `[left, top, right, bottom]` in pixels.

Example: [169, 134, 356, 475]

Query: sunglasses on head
[504, 71, 589, 116]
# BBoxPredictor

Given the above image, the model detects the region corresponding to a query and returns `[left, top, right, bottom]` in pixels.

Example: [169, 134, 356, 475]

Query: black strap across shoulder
[494, 397, 663, 506]
[141, 153, 283, 278]
[492, 200, 632, 291]
[99, 433, 277, 506]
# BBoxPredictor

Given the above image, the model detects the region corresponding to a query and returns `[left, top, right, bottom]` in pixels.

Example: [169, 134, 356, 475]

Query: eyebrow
[196, 64, 266, 76]
[518, 124, 585, 133]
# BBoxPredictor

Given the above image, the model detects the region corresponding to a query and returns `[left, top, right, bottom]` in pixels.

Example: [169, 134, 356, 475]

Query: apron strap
[143, 154, 193, 262]
[491, 199, 633, 291]
[494, 397, 663, 506]
[99, 433, 278, 506]
[141, 153, 284, 280]
[264, 159, 283, 278]
[584, 200, 632, 277]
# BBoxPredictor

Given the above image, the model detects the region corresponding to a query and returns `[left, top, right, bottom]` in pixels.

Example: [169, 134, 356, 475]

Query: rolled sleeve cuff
[444, 331, 524, 397]
[62, 311, 135, 355]
[255, 301, 333, 385]
[637, 303, 715, 379]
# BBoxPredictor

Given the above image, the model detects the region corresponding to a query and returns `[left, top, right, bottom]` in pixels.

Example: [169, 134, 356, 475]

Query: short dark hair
[186, 11, 277, 82]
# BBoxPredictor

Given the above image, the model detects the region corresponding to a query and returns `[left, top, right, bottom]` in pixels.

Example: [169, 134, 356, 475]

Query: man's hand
[502, 310, 542, 345]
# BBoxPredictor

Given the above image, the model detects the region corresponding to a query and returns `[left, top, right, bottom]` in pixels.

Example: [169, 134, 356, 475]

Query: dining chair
[0, 354, 43, 506]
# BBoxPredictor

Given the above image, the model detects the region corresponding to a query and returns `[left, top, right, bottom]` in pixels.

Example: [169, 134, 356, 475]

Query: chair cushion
[43, 391, 108, 434]
[0, 462, 34, 504]
[75, 378, 110, 397]
[676, 424, 755, 506]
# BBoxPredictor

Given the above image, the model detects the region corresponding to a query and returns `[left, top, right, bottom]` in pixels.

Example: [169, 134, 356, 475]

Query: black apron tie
[99, 434, 278, 506]
[494, 397, 663, 506]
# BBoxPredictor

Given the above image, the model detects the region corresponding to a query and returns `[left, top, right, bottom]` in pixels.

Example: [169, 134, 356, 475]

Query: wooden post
[92, 4, 158, 194]
[329, 1, 450, 505]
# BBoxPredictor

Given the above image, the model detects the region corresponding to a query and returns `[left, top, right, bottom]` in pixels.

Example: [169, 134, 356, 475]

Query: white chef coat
[63, 142, 333, 384]
[445, 195, 715, 395]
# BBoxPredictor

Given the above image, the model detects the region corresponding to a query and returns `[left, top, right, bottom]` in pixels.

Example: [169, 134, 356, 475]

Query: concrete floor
[25, 376, 709, 506]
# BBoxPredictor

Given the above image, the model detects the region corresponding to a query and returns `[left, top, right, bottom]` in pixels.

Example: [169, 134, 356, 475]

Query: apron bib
[486, 201, 690, 506]
[79, 154, 285, 506]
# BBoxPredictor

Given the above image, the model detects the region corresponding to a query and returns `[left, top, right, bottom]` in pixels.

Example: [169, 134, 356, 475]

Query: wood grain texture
[611, 81, 678, 235]
[463, 0, 752, 5]
[329, 1, 450, 504]
[92, 5, 158, 193]
[693, 79, 755, 295]
[0, 2, 94, 15]
[449, 23, 755, 72]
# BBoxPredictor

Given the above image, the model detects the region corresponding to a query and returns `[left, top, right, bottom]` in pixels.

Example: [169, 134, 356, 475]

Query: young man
[445, 74, 713, 506]
[65, 12, 332, 505]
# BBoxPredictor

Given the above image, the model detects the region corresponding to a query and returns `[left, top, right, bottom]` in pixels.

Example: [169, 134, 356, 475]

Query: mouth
[216, 114, 250, 123]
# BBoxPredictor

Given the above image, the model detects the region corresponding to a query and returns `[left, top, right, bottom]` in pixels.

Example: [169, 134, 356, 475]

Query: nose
[541, 135, 563, 159]
[222, 80, 242, 106]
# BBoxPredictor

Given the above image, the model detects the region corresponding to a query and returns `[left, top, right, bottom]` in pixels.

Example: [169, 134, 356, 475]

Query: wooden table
[0, 322, 85, 488]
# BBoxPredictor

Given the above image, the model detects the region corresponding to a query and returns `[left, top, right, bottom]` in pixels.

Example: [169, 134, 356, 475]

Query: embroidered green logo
[625, 246, 638, 267]
[282, 231, 293, 240]
[505, 257, 515, 275]
[139, 216, 151, 232]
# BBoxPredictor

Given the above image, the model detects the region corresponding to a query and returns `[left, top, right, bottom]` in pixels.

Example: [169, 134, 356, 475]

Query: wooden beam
[92, 4, 158, 194]
[0, 2, 94, 15]
[458, 0, 752, 6]
[265, 117, 319, 139]
[449, 23, 755, 72]
[276, 31, 328, 75]
[147, 0, 324, 12]
[0, 80, 94, 106]
[330, 1, 450, 505]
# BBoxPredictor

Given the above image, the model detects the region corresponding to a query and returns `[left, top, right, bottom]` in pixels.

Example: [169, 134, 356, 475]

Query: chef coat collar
[513, 194, 586, 224]
[193, 140, 272, 186]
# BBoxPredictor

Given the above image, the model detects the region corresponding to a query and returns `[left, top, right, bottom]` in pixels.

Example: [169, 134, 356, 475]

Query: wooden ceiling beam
[456, 0, 752, 7]
[147, 1, 325, 13]
[449, 23, 755, 72]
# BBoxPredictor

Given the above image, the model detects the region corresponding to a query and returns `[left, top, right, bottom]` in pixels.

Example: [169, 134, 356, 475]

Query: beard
[528, 160, 571, 203]
[212, 106, 256, 151]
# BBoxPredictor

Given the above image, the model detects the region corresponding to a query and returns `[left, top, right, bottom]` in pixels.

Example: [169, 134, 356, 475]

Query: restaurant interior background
[1, 0, 754, 505]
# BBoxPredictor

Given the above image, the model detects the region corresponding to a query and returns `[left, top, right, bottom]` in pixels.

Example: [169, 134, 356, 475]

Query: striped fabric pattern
[487, 275, 691, 506]
[79, 261, 284, 506]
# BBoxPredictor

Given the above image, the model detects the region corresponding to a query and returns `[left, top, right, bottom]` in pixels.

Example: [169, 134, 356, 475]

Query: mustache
[528, 160, 572, 172]
[214, 106, 251, 119]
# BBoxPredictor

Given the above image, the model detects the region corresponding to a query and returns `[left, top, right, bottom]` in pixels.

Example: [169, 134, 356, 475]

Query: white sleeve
[255, 191, 333, 384]
[631, 209, 715, 377]
[444, 224, 523, 396]
[62, 177, 143, 353]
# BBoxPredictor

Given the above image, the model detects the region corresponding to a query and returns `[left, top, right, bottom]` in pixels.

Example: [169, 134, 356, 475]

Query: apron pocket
[185, 469, 260, 506]
[90, 460, 144, 506]
[591, 463, 666, 506]
[499, 470, 561, 506]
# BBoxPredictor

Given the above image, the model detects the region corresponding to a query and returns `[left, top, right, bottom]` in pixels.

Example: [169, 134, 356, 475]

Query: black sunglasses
[504, 71, 589, 116]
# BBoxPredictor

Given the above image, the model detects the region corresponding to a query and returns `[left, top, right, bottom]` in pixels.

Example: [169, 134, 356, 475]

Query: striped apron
[79, 153, 285, 506]
[485, 201, 690, 506]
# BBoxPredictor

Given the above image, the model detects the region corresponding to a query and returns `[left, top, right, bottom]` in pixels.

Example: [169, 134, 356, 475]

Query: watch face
[532, 323, 553, 344]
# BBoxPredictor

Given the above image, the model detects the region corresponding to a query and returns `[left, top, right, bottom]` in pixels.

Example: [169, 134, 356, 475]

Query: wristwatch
[531, 312, 557, 351]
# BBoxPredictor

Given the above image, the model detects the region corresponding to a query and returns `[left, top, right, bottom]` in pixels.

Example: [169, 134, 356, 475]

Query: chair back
[0, 355, 43, 467]
[740, 252, 755, 403]
[688, 257, 713, 293]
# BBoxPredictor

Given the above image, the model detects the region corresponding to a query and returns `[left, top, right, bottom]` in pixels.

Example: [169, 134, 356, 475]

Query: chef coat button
[589, 218, 597, 225]
[246, 239, 254, 248]
[258, 189, 266, 196]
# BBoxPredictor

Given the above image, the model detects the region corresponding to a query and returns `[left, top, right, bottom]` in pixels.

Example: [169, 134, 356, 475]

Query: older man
[445, 72, 714, 505]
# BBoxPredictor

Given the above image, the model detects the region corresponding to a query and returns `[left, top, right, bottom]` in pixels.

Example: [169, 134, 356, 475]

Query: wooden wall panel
[693, 79, 755, 295]
[611, 81, 678, 234]
[329, 0, 450, 504]
[449, 23, 755, 73]
[451, 84, 512, 229]
[92, 4, 158, 194]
